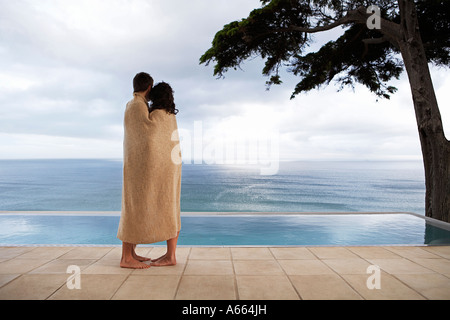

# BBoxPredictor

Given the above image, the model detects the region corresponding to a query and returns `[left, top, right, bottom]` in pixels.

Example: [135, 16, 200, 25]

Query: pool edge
[1, 211, 449, 247]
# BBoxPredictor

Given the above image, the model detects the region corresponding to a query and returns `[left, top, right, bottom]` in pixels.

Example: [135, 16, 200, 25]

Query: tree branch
[279, 6, 402, 49]
[284, 6, 367, 33]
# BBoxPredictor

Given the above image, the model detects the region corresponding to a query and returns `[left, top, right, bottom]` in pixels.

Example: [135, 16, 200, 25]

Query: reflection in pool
[0, 213, 449, 246]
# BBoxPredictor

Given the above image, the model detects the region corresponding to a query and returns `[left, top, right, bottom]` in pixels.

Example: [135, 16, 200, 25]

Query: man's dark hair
[149, 82, 179, 115]
[133, 72, 154, 93]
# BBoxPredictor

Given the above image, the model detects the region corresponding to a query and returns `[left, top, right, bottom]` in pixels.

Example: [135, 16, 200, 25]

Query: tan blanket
[117, 94, 182, 244]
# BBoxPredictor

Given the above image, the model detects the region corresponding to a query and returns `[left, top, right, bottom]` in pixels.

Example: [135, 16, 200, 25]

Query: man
[117, 72, 154, 269]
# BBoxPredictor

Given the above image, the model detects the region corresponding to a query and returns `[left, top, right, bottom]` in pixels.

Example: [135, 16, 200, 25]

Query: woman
[147, 82, 182, 266]
[118, 81, 182, 267]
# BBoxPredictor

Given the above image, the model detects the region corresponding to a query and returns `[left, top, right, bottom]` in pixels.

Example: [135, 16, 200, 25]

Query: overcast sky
[0, 0, 448, 162]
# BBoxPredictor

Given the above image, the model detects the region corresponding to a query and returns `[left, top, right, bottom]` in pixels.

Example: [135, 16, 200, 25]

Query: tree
[200, 0, 450, 222]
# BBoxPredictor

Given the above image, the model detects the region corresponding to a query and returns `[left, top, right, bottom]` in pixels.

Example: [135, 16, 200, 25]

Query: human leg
[131, 244, 151, 262]
[150, 232, 179, 266]
[120, 242, 150, 269]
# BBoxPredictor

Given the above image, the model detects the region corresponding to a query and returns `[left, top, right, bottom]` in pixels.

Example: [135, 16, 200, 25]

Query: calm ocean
[0, 159, 426, 214]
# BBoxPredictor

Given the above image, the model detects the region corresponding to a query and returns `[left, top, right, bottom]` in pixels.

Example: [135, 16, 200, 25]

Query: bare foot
[120, 258, 150, 269]
[151, 254, 166, 263]
[150, 255, 176, 267]
[133, 252, 151, 262]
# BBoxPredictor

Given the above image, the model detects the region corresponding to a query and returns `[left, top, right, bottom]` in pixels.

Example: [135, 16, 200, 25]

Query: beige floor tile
[135, 246, 153, 258]
[348, 247, 402, 259]
[175, 275, 236, 300]
[83, 258, 134, 275]
[112, 275, 180, 300]
[1, 246, 448, 300]
[236, 275, 299, 300]
[0, 247, 34, 259]
[148, 247, 190, 263]
[342, 273, 425, 300]
[278, 259, 334, 275]
[176, 248, 192, 263]
[15, 247, 73, 260]
[233, 260, 284, 275]
[0, 274, 67, 300]
[410, 258, 450, 275]
[132, 262, 186, 276]
[101, 246, 151, 260]
[147, 247, 166, 259]
[59, 247, 113, 260]
[368, 258, 435, 274]
[231, 248, 274, 260]
[29, 258, 96, 274]
[0, 258, 50, 274]
[49, 274, 128, 300]
[386, 247, 440, 259]
[184, 260, 233, 275]
[308, 247, 359, 259]
[270, 247, 316, 260]
[394, 273, 450, 300]
[101, 246, 190, 263]
[0, 274, 21, 288]
[322, 258, 372, 275]
[423, 246, 450, 259]
[189, 247, 231, 260]
[100, 247, 122, 260]
[289, 274, 362, 300]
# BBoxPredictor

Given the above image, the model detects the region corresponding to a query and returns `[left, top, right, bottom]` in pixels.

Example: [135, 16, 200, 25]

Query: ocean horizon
[0, 159, 426, 215]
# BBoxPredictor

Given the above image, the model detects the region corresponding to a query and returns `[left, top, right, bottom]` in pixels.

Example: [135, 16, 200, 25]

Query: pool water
[0, 213, 449, 246]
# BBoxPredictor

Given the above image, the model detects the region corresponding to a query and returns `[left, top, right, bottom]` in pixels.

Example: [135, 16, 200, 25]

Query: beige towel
[117, 94, 182, 244]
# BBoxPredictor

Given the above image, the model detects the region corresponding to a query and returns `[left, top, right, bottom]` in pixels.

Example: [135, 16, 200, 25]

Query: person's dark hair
[133, 72, 154, 93]
[148, 82, 179, 115]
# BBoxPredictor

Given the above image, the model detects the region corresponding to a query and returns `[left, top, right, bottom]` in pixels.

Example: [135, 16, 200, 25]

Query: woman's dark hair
[133, 72, 154, 93]
[149, 82, 179, 115]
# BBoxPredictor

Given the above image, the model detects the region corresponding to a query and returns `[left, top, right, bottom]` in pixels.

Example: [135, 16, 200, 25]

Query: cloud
[0, 0, 448, 161]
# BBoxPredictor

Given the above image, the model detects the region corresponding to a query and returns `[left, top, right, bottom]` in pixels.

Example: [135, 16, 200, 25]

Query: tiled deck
[0, 246, 449, 300]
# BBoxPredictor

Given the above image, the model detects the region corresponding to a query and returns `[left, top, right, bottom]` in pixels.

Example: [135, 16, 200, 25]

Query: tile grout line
[230, 248, 240, 300]
[85, 247, 128, 300]
[345, 246, 406, 300]
[268, 248, 303, 300]
[111, 246, 153, 300]
[45, 247, 100, 300]
[381, 246, 444, 300]
[0, 247, 47, 290]
[342, 246, 386, 300]
[350, 246, 430, 300]
[2, 246, 450, 300]
[46, 276, 69, 300]
[172, 247, 192, 300]
[422, 246, 450, 259]
[343, 246, 388, 300]
[39, 248, 75, 300]
[308, 247, 365, 300]
[0, 274, 24, 291]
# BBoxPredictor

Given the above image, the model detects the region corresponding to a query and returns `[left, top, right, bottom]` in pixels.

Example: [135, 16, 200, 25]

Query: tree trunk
[397, 0, 450, 222]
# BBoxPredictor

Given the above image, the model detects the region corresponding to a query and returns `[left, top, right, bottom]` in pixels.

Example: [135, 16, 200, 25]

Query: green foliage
[416, 0, 450, 66]
[288, 24, 403, 99]
[200, 0, 450, 99]
[200, 0, 311, 78]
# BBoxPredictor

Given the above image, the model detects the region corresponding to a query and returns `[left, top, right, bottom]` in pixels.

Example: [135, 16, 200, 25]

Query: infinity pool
[0, 212, 449, 246]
